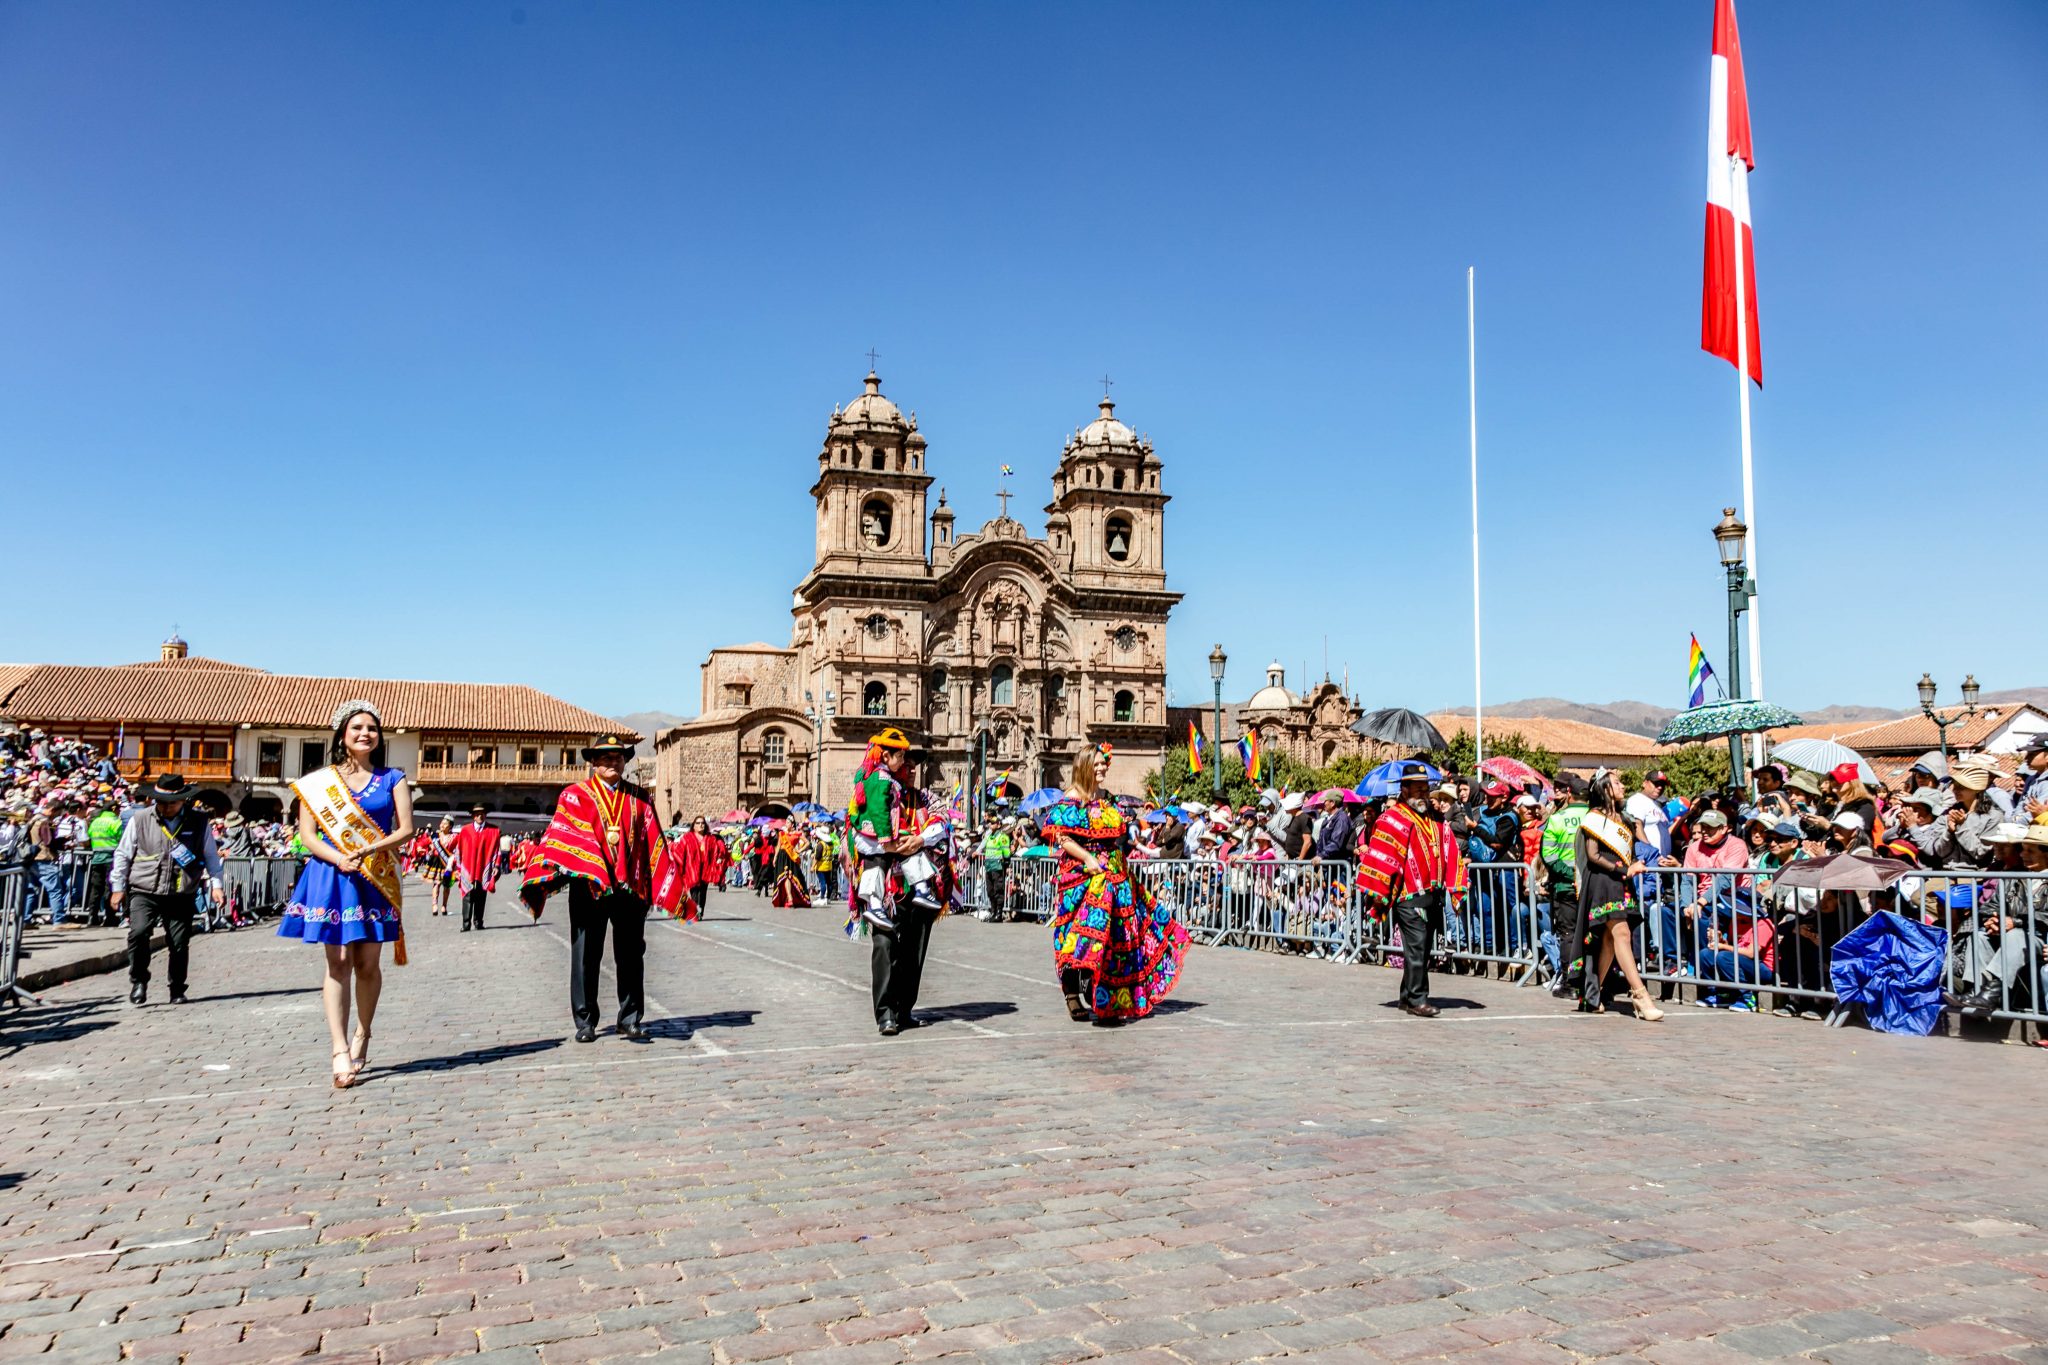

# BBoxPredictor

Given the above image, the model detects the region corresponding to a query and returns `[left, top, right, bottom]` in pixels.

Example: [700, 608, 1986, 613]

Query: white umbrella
[1771, 738, 1876, 783]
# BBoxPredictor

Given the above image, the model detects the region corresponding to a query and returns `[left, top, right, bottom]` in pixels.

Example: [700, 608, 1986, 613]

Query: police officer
[111, 774, 224, 1006]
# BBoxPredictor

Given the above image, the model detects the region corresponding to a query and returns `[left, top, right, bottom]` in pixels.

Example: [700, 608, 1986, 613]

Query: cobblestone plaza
[3, 884, 2046, 1363]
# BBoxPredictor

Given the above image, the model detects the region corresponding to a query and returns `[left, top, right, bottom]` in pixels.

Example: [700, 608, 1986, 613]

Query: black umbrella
[1350, 708, 1448, 751]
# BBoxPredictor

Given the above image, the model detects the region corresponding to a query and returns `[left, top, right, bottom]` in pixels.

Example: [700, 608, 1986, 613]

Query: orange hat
[868, 727, 911, 750]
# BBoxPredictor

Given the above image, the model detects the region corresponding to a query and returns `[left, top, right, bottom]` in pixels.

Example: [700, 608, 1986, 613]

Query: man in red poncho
[450, 803, 502, 934]
[1357, 761, 1466, 1018]
[521, 735, 689, 1044]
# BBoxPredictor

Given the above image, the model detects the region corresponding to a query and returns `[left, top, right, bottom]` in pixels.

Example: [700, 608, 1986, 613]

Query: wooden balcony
[414, 761, 586, 786]
[116, 757, 235, 783]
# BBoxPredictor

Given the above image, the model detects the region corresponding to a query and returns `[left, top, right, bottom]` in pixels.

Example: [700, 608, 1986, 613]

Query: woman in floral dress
[1043, 743, 1188, 1024]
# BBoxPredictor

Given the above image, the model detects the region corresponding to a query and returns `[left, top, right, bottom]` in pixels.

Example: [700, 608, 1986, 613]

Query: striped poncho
[519, 778, 689, 919]
[1356, 800, 1466, 908]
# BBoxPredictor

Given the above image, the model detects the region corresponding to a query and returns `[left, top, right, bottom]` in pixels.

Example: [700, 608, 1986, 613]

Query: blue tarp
[1829, 911, 1948, 1036]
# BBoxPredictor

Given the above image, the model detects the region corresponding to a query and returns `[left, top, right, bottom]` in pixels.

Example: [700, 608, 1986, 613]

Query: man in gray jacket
[111, 775, 224, 1006]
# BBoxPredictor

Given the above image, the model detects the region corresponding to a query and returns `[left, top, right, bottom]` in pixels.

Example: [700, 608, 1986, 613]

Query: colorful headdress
[1093, 741, 1114, 763]
[859, 726, 913, 780]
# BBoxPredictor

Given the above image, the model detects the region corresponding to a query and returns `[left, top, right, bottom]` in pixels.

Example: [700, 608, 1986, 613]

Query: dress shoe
[899, 1014, 926, 1029]
[878, 1014, 901, 1036]
[127, 982, 146, 1007]
[1401, 1002, 1441, 1018]
[169, 991, 189, 1005]
[617, 1023, 650, 1042]
[574, 1026, 597, 1044]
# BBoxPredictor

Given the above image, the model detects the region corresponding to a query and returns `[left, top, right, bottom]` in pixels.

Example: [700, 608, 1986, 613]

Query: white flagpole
[1733, 173, 1764, 770]
[1468, 266, 1483, 765]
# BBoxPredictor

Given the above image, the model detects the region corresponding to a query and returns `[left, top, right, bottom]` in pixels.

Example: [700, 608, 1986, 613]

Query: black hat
[1396, 761, 1433, 785]
[146, 774, 193, 803]
[469, 802, 489, 816]
[581, 734, 633, 761]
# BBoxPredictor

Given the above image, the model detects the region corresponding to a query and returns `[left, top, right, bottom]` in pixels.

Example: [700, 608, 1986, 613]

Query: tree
[1621, 744, 1729, 798]
[1145, 746, 1316, 807]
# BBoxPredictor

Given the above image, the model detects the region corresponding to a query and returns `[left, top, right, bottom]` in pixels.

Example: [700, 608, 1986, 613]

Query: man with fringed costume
[846, 727, 951, 1036]
[521, 734, 690, 1044]
[1356, 760, 1466, 1018]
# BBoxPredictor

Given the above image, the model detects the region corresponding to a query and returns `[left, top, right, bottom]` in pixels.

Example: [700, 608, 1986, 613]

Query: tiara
[331, 699, 383, 730]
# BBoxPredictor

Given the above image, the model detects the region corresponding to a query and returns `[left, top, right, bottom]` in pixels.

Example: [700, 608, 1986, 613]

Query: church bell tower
[809, 368, 932, 581]
[1046, 391, 1168, 592]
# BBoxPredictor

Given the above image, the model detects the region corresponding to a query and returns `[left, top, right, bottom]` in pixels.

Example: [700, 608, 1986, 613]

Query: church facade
[654, 370, 1180, 823]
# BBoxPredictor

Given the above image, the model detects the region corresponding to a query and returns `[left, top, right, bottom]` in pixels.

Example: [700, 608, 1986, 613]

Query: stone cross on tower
[866, 347, 881, 371]
[1099, 373, 1114, 399]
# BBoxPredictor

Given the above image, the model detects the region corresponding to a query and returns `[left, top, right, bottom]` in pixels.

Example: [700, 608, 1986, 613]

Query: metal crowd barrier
[215, 856, 300, 927]
[1131, 859, 1366, 960]
[1443, 861, 1554, 984]
[1, 866, 39, 1008]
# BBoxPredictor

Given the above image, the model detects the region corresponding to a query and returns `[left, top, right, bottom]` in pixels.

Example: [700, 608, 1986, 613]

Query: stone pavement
[12, 920, 155, 996]
[3, 882, 2046, 1365]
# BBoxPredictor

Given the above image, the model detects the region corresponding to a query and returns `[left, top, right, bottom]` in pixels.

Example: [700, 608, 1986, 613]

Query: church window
[763, 730, 787, 765]
[1105, 515, 1133, 562]
[860, 498, 894, 548]
[869, 448, 884, 471]
[990, 663, 1014, 707]
[1114, 689, 1136, 723]
[929, 665, 948, 694]
[1112, 468, 1126, 491]
[1047, 674, 1065, 706]
[862, 682, 888, 716]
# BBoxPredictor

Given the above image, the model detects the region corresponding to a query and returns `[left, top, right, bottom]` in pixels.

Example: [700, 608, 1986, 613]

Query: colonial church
[654, 370, 1179, 822]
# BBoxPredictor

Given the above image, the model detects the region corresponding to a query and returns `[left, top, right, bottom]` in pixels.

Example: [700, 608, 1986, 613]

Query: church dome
[1244, 662, 1295, 711]
[1073, 396, 1138, 449]
[835, 371, 904, 427]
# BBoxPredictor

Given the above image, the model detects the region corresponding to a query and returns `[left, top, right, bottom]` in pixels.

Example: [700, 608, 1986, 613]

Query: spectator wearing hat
[1656, 808, 1754, 977]
[2019, 733, 2048, 822]
[1278, 792, 1313, 861]
[1312, 790, 1354, 869]
[1893, 791, 1954, 868]
[23, 798, 75, 928]
[111, 774, 225, 1006]
[450, 803, 502, 932]
[1952, 826, 2048, 1016]
[1943, 763, 2004, 870]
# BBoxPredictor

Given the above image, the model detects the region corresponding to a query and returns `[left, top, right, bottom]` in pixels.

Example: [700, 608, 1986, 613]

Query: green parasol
[1655, 698, 1802, 745]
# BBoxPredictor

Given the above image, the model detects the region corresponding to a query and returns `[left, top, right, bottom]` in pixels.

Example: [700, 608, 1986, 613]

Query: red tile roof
[1, 657, 634, 739]
[1763, 705, 2043, 756]
[1427, 713, 1661, 758]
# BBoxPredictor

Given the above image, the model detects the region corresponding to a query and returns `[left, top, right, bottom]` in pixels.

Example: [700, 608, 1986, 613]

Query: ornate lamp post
[1208, 644, 1228, 799]
[1916, 672, 1980, 769]
[802, 689, 835, 808]
[1712, 508, 1757, 788]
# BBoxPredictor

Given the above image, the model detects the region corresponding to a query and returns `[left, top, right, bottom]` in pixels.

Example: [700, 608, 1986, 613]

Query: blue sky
[3, 1, 2043, 721]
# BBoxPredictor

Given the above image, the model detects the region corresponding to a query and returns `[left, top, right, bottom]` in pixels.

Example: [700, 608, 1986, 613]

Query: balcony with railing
[115, 756, 235, 783]
[414, 761, 585, 785]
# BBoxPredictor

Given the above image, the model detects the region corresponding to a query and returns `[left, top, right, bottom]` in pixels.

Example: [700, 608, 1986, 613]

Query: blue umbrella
[1020, 788, 1065, 816]
[1141, 810, 1170, 823]
[1356, 760, 1444, 800]
[791, 802, 832, 819]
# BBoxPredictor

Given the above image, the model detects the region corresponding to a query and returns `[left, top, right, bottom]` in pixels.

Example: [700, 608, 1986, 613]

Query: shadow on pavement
[916, 1000, 1020, 1024]
[374, 1038, 562, 1077]
[0, 1000, 118, 1054]
[184, 986, 320, 1004]
[1377, 996, 1486, 1011]
[1152, 997, 1206, 1014]
[0, 1172, 24, 1193]
[644, 1009, 758, 1040]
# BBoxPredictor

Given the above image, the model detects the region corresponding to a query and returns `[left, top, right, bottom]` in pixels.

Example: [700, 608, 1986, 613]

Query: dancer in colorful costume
[1356, 760, 1465, 1017]
[520, 734, 689, 1044]
[769, 823, 813, 907]
[846, 727, 947, 1035]
[1044, 743, 1187, 1024]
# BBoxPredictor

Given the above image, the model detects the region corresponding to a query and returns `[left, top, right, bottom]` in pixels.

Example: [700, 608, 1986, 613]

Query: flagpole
[1733, 166, 1763, 771]
[1468, 266, 1483, 765]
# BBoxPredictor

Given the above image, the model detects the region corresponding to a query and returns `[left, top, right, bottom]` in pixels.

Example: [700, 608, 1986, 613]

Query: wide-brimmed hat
[2022, 825, 2048, 846]
[221, 811, 245, 827]
[1950, 764, 1992, 790]
[1395, 761, 1434, 786]
[1785, 770, 1825, 797]
[1900, 789, 1945, 811]
[581, 734, 634, 761]
[146, 774, 194, 803]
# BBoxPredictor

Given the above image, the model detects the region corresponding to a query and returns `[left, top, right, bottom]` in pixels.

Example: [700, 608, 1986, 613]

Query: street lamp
[1916, 672, 1981, 768]
[1207, 644, 1228, 798]
[1711, 507, 1757, 788]
[803, 689, 835, 808]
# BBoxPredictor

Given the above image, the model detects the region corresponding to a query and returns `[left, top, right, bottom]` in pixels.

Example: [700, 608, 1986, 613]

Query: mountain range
[1437, 688, 2048, 739]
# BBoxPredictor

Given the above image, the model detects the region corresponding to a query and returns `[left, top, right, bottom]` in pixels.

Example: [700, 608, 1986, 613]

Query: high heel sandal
[1627, 988, 1665, 1022]
[331, 1049, 357, 1090]
[349, 1027, 371, 1074]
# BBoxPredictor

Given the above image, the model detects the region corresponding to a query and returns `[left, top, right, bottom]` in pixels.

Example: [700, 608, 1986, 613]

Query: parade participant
[450, 803, 501, 932]
[110, 774, 225, 1007]
[675, 816, 727, 918]
[1573, 769, 1663, 1021]
[278, 702, 413, 1089]
[520, 735, 688, 1044]
[1356, 761, 1465, 1017]
[769, 822, 812, 907]
[1044, 743, 1188, 1024]
[846, 728, 943, 1034]
[1539, 775, 1590, 998]
[422, 816, 458, 916]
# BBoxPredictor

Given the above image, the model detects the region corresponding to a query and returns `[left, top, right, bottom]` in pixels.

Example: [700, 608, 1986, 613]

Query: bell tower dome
[1045, 392, 1168, 592]
[807, 369, 933, 582]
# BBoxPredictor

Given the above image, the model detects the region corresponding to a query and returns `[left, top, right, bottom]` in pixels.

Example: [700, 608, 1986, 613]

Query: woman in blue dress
[280, 701, 414, 1089]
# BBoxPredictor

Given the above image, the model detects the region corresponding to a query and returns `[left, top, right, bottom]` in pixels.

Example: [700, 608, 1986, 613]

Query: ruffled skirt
[1051, 868, 1189, 1019]
[277, 861, 402, 945]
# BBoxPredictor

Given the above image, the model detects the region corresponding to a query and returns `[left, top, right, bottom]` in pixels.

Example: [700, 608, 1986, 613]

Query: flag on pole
[1237, 733, 1260, 783]
[1687, 633, 1719, 708]
[1703, 0, 1761, 385]
[1187, 720, 1204, 774]
[999, 464, 1013, 476]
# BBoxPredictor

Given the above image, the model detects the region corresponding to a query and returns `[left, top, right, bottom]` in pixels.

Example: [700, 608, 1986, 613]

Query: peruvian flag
[1701, 0, 1761, 385]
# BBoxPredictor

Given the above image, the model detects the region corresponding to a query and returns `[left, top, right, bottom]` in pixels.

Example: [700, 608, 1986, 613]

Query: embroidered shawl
[1356, 800, 1466, 907]
[519, 779, 689, 918]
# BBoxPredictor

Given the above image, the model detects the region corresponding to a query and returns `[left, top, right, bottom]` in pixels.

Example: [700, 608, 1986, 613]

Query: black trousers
[1549, 879, 1582, 989]
[870, 906, 935, 1026]
[687, 883, 709, 917]
[128, 892, 196, 995]
[569, 882, 647, 1031]
[1391, 890, 1442, 1007]
[461, 884, 488, 931]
